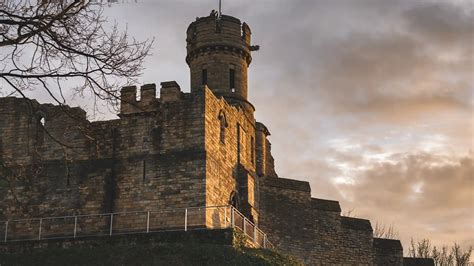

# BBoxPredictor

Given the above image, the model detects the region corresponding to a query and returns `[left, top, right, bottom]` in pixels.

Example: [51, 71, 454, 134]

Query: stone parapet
[311, 198, 341, 212]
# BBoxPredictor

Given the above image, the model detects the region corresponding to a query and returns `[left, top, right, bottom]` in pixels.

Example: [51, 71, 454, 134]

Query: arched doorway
[229, 191, 239, 209]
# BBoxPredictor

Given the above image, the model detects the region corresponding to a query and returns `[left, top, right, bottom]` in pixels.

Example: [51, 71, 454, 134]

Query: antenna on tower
[218, 0, 222, 19]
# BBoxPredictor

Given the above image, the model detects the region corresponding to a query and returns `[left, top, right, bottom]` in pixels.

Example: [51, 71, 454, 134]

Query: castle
[0, 12, 414, 265]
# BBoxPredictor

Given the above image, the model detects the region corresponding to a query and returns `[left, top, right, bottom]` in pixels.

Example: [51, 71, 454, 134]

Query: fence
[0, 205, 273, 249]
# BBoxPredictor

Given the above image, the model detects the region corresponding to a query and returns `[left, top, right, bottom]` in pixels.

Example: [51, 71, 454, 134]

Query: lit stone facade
[0, 12, 411, 265]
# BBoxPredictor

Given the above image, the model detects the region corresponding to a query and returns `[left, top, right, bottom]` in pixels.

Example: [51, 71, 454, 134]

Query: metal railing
[228, 207, 273, 249]
[0, 205, 273, 249]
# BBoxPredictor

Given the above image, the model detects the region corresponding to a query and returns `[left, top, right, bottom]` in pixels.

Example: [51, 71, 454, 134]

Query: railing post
[109, 214, 114, 236]
[231, 207, 235, 228]
[224, 206, 227, 228]
[73, 216, 77, 238]
[243, 217, 247, 235]
[38, 219, 42, 240]
[253, 226, 257, 243]
[184, 208, 188, 232]
[146, 211, 150, 233]
[4, 221, 8, 243]
[263, 234, 267, 249]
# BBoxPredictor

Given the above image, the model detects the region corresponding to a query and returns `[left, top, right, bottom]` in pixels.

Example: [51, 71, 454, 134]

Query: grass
[0, 242, 303, 266]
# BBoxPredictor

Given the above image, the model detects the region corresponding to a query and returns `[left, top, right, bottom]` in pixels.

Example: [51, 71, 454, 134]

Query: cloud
[402, 2, 474, 48]
[315, 2, 473, 123]
[332, 151, 474, 249]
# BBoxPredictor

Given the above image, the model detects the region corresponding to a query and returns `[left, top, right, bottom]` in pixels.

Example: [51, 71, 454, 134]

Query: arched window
[218, 111, 227, 144]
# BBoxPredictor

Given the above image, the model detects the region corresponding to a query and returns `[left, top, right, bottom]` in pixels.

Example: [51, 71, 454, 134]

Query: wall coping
[311, 198, 341, 212]
[373, 237, 403, 250]
[341, 216, 372, 231]
[262, 177, 311, 192]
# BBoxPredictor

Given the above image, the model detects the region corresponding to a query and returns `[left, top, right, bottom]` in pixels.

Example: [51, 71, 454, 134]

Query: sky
[4, 0, 473, 254]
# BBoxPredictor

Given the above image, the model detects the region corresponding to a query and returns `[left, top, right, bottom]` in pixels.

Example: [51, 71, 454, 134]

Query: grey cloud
[316, 21, 472, 122]
[402, 2, 474, 47]
[334, 152, 473, 247]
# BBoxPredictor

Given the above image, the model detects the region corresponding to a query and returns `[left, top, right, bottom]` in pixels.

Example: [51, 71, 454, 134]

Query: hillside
[0, 242, 302, 266]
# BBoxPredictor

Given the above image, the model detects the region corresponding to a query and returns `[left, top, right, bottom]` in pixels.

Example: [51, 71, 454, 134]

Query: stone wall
[109, 83, 207, 214]
[0, 229, 235, 254]
[258, 176, 402, 265]
[0, 82, 208, 222]
[0, 82, 269, 230]
[0, 97, 104, 219]
[203, 86, 258, 225]
[373, 238, 403, 266]
[0, 86, 406, 265]
[0, 97, 91, 165]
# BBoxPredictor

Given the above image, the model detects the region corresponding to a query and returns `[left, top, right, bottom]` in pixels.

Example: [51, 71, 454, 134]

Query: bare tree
[453, 243, 472, 266]
[0, 0, 153, 113]
[341, 208, 356, 217]
[373, 222, 399, 239]
[0, 0, 152, 216]
[408, 238, 472, 266]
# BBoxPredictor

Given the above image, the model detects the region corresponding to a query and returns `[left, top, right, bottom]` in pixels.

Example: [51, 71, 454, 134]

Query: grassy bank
[0, 242, 302, 266]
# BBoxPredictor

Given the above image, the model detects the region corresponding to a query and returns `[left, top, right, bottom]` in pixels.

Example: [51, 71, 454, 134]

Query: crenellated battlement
[119, 83, 159, 116]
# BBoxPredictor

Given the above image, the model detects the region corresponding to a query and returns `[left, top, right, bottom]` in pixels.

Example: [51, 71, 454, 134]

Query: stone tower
[186, 13, 258, 114]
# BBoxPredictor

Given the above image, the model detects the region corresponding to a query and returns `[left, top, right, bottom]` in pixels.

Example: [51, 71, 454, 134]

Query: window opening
[142, 160, 146, 181]
[229, 68, 235, 91]
[218, 111, 227, 144]
[251, 136, 255, 165]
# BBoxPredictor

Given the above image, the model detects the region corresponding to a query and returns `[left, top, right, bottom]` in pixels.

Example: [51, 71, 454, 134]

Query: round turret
[186, 13, 257, 112]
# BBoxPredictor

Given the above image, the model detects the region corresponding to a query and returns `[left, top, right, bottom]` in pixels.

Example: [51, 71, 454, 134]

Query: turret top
[186, 11, 258, 114]
[186, 12, 253, 61]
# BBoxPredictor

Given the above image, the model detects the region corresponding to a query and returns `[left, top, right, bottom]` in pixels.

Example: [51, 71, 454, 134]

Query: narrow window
[142, 160, 146, 181]
[202, 69, 208, 85]
[66, 165, 71, 187]
[251, 136, 255, 165]
[218, 111, 227, 144]
[229, 69, 235, 90]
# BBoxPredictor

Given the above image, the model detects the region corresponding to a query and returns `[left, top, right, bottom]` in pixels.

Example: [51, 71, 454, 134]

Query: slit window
[202, 69, 208, 85]
[218, 111, 227, 144]
[142, 160, 146, 181]
[251, 136, 255, 165]
[229, 69, 235, 90]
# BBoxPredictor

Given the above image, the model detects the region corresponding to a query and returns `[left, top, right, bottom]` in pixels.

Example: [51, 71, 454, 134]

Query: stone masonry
[0, 11, 412, 265]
